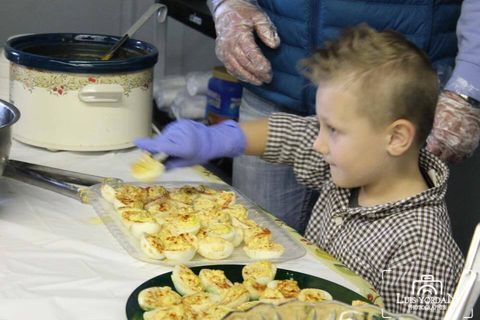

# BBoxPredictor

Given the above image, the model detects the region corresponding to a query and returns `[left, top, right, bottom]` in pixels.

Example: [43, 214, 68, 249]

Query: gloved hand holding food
[427, 91, 480, 163]
[134, 119, 247, 170]
[209, 0, 281, 85]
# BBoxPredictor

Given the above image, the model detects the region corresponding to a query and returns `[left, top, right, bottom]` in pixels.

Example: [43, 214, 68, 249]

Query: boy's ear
[385, 119, 415, 156]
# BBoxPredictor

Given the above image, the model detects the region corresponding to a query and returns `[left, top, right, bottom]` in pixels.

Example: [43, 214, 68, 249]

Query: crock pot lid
[4, 33, 158, 73]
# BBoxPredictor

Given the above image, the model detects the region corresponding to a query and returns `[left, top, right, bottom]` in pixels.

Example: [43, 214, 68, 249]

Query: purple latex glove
[134, 120, 246, 170]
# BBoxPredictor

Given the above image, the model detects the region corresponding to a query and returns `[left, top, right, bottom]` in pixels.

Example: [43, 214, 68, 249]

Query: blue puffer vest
[244, 0, 462, 115]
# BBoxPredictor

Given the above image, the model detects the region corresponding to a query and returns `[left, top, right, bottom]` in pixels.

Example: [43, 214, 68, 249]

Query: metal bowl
[0, 99, 20, 175]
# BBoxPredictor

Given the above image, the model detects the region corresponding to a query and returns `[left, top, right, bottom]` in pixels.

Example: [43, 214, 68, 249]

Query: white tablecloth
[0, 141, 366, 320]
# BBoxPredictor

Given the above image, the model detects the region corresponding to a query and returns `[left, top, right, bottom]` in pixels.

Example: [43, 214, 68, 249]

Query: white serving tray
[87, 181, 306, 266]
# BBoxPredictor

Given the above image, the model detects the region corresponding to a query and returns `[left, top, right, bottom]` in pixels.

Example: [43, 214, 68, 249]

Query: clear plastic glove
[134, 120, 246, 170]
[427, 91, 480, 163]
[210, 0, 280, 85]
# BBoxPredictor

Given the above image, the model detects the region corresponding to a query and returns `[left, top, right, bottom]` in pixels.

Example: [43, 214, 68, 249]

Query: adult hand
[212, 0, 280, 85]
[427, 91, 480, 163]
[134, 120, 246, 170]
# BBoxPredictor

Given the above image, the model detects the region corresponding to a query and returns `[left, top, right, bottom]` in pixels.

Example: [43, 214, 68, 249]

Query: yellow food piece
[131, 153, 165, 182]
[205, 223, 235, 241]
[298, 288, 333, 302]
[137, 286, 181, 311]
[193, 196, 218, 211]
[267, 279, 301, 299]
[222, 204, 248, 220]
[171, 265, 203, 296]
[143, 304, 185, 320]
[140, 234, 165, 259]
[197, 236, 234, 260]
[242, 260, 276, 285]
[243, 278, 267, 300]
[201, 305, 233, 320]
[182, 292, 219, 313]
[163, 233, 198, 251]
[243, 241, 285, 260]
[219, 283, 249, 308]
[121, 209, 154, 223]
[199, 269, 233, 294]
[197, 209, 231, 226]
[165, 213, 201, 235]
[216, 191, 235, 208]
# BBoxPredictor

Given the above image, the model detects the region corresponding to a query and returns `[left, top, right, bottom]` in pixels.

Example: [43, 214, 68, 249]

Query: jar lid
[213, 66, 238, 83]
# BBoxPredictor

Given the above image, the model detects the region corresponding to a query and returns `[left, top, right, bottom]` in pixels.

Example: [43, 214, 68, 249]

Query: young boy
[135, 25, 464, 319]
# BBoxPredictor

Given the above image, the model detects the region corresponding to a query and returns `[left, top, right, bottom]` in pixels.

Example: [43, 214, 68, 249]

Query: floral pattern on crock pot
[10, 64, 152, 96]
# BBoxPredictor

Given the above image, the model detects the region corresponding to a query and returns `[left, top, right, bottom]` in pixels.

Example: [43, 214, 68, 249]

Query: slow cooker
[4, 33, 158, 151]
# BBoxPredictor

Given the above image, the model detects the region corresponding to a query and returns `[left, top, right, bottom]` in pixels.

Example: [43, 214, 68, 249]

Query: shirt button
[334, 217, 343, 225]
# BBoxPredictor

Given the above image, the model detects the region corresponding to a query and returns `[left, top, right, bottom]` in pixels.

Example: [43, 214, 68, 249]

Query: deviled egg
[130, 153, 165, 183]
[162, 233, 198, 262]
[205, 223, 236, 242]
[118, 208, 160, 238]
[243, 226, 272, 245]
[222, 204, 248, 220]
[181, 291, 221, 313]
[201, 305, 233, 320]
[137, 286, 182, 311]
[258, 287, 292, 305]
[243, 239, 284, 260]
[171, 264, 203, 296]
[242, 260, 277, 285]
[267, 279, 301, 299]
[197, 209, 231, 227]
[219, 283, 249, 308]
[193, 195, 218, 211]
[231, 226, 244, 247]
[215, 191, 235, 208]
[197, 236, 234, 260]
[102, 184, 147, 209]
[199, 269, 233, 295]
[298, 288, 333, 302]
[140, 233, 165, 260]
[142, 304, 185, 320]
[165, 212, 201, 235]
[243, 278, 266, 300]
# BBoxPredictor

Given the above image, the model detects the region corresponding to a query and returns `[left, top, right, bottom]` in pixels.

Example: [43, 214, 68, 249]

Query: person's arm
[427, 0, 480, 162]
[240, 118, 269, 155]
[206, 0, 280, 85]
[445, 0, 480, 101]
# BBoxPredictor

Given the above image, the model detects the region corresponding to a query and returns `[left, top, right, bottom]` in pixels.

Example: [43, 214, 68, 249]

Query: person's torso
[244, 0, 462, 115]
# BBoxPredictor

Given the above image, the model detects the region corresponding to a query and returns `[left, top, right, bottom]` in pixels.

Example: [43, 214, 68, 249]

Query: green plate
[125, 264, 370, 320]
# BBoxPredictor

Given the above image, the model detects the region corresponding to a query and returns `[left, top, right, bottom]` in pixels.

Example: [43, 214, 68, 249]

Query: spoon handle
[100, 3, 167, 61]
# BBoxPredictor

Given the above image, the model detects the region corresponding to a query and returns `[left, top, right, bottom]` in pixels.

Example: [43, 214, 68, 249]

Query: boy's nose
[313, 133, 329, 155]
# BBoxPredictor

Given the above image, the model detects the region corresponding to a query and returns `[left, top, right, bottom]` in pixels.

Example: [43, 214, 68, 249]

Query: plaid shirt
[263, 113, 464, 320]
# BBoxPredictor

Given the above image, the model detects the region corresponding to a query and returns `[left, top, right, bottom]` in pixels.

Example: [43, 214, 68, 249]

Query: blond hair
[301, 24, 438, 146]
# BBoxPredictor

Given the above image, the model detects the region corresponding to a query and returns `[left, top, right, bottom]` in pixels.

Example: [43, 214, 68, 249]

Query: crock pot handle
[78, 84, 124, 103]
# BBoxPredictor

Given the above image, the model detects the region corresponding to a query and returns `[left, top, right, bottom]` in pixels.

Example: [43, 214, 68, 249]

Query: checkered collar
[330, 149, 449, 218]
